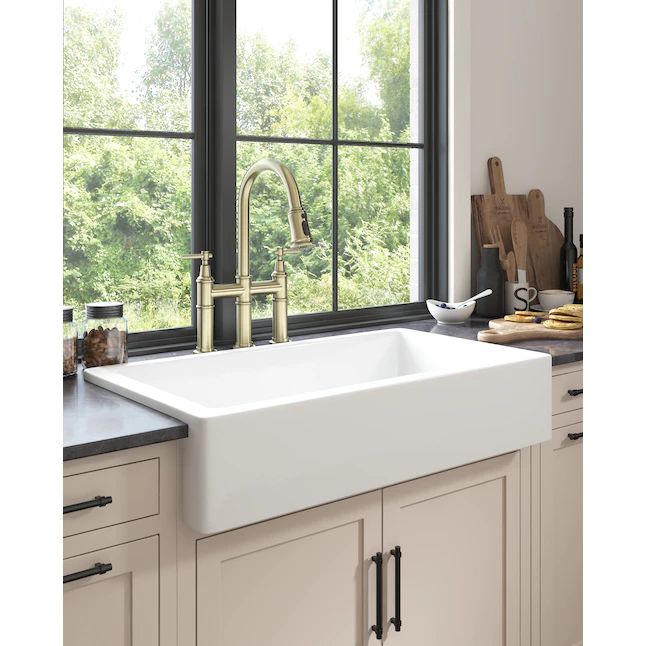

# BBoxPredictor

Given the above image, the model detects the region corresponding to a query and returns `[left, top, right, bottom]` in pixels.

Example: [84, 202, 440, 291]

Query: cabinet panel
[64, 536, 159, 646]
[383, 452, 521, 645]
[196, 491, 381, 646]
[540, 422, 583, 646]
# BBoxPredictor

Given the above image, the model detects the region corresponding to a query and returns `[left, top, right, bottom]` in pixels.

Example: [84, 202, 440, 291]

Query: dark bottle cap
[63, 305, 73, 323]
[564, 207, 574, 216]
[86, 301, 124, 319]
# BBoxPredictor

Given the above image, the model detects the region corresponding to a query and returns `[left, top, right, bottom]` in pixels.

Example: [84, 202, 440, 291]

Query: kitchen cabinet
[63, 443, 178, 646]
[196, 491, 382, 646]
[195, 452, 520, 646]
[540, 420, 583, 646]
[64, 536, 159, 646]
[532, 363, 583, 646]
[382, 451, 521, 645]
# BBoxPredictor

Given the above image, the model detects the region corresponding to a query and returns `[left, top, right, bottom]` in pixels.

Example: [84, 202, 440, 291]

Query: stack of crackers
[543, 303, 583, 330]
[503, 304, 583, 330]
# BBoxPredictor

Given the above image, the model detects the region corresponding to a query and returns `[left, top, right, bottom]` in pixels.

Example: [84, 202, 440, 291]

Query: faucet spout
[237, 158, 313, 279]
[184, 158, 312, 351]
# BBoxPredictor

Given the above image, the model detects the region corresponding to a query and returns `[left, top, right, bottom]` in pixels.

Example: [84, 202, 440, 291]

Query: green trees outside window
[63, 0, 421, 332]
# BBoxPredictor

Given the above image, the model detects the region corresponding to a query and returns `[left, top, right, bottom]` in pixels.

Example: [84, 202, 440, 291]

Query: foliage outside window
[236, 0, 423, 318]
[63, 0, 425, 336]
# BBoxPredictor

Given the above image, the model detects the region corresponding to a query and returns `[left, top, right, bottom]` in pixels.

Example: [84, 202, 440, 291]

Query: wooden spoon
[504, 251, 517, 282]
[511, 218, 528, 273]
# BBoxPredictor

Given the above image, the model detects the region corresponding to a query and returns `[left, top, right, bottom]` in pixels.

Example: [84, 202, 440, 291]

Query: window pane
[338, 146, 420, 309]
[236, 0, 332, 138]
[339, 0, 421, 143]
[63, 0, 192, 131]
[236, 142, 333, 318]
[63, 135, 192, 331]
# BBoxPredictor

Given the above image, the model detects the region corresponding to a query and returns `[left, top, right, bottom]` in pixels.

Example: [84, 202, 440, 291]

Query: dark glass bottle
[476, 244, 505, 318]
[559, 208, 578, 292]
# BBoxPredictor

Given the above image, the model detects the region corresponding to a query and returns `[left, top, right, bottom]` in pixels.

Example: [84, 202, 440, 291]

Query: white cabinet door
[196, 491, 382, 646]
[382, 452, 521, 646]
[540, 421, 583, 646]
[64, 535, 159, 646]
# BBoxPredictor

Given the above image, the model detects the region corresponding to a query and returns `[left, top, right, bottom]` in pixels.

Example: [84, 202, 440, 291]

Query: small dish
[538, 289, 575, 311]
[426, 300, 476, 325]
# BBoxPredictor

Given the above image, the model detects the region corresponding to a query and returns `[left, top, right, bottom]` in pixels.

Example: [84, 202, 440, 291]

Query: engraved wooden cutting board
[477, 318, 582, 344]
[527, 188, 564, 291]
[471, 157, 531, 285]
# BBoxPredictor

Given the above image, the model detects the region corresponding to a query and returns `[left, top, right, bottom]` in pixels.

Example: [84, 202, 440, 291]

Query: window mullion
[332, 0, 339, 312]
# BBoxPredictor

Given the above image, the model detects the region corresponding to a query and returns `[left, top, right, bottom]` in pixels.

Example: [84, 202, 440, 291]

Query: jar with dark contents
[82, 302, 128, 368]
[63, 306, 78, 377]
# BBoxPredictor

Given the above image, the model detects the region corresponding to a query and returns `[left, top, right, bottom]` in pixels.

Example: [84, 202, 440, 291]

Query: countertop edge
[63, 423, 188, 461]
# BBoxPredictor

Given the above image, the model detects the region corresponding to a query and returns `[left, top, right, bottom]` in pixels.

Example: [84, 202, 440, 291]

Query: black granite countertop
[63, 317, 582, 461]
[63, 373, 188, 461]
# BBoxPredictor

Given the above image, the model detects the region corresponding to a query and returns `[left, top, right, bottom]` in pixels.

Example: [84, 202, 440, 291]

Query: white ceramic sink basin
[85, 328, 551, 534]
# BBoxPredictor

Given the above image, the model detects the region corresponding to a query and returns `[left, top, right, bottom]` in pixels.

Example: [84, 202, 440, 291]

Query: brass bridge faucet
[183, 158, 313, 352]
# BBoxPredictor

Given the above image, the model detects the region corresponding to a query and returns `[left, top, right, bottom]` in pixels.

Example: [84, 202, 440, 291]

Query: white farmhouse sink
[85, 328, 551, 534]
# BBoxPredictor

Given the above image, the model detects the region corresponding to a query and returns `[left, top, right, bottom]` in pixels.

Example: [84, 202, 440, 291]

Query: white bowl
[538, 289, 575, 311]
[426, 300, 476, 325]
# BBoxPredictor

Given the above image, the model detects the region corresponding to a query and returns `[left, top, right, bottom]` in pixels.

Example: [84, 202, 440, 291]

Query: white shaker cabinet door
[382, 452, 521, 646]
[196, 491, 382, 646]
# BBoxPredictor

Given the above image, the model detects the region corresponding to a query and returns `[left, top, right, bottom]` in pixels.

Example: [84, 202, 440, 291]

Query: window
[63, 0, 446, 352]
[63, 0, 195, 334]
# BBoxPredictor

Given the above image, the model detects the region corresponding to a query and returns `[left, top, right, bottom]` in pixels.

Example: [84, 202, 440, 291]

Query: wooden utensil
[527, 189, 564, 291]
[511, 218, 528, 273]
[491, 224, 516, 282]
[477, 318, 582, 344]
[503, 250, 516, 282]
[472, 157, 529, 284]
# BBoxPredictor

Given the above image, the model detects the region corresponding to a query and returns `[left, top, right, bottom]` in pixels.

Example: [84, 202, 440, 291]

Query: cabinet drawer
[552, 369, 583, 416]
[64, 536, 159, 646]
[64, 458, 159, 537]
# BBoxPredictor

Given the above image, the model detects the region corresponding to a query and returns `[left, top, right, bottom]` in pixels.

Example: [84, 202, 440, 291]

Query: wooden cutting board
[477, 318, 582, 345]
[472, 156, 530, 285]
[527, 188, 564, 291]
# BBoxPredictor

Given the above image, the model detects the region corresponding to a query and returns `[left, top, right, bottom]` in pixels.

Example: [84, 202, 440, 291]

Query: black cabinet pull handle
[63, 495, 113, 515]
[568, 432, 583, 441]
[389, 546, 402, 631]
[371, 552, 383, 639]
[567, 388, 583, 397]
[63, 562, 112, 584]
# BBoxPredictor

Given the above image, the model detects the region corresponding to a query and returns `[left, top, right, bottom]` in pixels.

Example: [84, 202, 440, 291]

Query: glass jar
[82, 302, 128, 368]
[63, 306, 78, 377]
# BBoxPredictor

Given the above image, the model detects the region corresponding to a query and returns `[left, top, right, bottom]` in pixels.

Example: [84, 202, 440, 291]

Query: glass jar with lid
[82, 302, 128, 368]
[63, 305, 77, 377]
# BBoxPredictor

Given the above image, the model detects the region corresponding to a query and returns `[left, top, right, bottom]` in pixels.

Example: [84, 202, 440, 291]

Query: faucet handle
[182, 250, 213, 265]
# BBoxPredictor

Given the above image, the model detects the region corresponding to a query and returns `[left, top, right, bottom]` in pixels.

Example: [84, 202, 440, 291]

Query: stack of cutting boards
[472, 157, 564, 291]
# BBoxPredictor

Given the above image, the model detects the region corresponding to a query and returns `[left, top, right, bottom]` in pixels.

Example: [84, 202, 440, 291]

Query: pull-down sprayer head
[238, 158, 314, 259]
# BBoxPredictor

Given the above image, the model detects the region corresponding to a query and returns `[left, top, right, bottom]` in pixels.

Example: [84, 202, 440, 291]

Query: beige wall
[451, 0, 582, 299]
[471, 0, 582, 235]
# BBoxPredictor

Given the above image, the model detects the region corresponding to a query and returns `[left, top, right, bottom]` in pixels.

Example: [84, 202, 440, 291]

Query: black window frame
[63, 0, 448, 355]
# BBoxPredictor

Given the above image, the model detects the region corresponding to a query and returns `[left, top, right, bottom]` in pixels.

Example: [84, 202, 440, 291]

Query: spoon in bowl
[427, 289, 493, 310]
